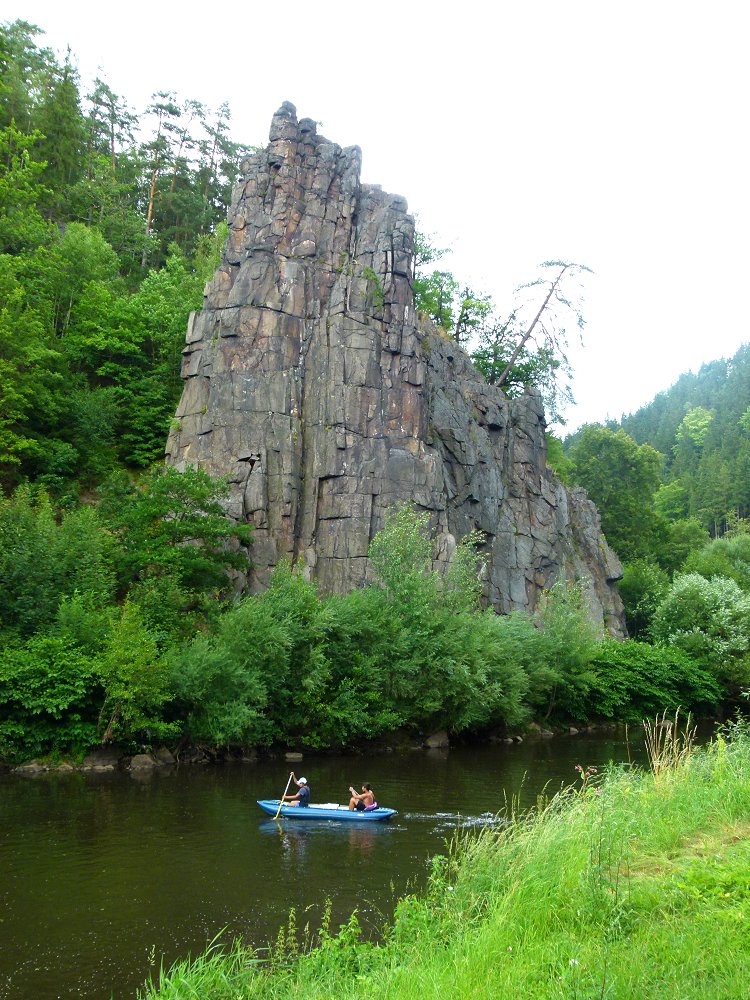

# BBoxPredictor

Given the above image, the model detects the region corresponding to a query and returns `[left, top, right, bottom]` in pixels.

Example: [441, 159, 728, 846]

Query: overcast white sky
[6, 0, 749, 431]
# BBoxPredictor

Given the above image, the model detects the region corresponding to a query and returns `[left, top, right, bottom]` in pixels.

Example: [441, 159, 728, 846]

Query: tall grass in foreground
[643, 709, 696, 779]
[141, 719, 750, 999]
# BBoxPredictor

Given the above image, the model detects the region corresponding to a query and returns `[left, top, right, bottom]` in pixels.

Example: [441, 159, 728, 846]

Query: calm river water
[1, 733, 649, 1000]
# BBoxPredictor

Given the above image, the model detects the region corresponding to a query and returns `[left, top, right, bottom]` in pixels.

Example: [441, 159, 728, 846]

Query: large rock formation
[166, 102, 626, 636]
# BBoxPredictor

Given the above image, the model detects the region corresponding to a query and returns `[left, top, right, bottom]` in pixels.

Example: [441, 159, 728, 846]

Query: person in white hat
[282, 772, 311, 807]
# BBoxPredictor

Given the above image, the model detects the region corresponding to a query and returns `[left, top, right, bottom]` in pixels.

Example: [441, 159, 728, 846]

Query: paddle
[274, 771, 294, 819]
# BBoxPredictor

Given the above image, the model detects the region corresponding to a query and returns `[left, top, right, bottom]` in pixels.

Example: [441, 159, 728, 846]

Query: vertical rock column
[166, 102, 426, 591]
[166, 102, 627, 635]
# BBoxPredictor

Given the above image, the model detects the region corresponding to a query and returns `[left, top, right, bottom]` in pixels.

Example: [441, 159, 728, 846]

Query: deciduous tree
[569, 426, 665, 562]
[98, 466, 252, 596]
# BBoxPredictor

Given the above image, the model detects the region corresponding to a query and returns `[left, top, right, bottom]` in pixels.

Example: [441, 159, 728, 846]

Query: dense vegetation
[620, 346, 750, 530]
[0, 19, 252, 494]
[566, 342, 750, 537]
[562, 341, 750, 664]
[140, 721, 750, 998]
[2, 19, 748, 768]
[1, 498, 724, 762]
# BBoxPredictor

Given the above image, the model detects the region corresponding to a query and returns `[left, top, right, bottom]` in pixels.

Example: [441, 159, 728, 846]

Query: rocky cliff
[165, 102, 626, 637]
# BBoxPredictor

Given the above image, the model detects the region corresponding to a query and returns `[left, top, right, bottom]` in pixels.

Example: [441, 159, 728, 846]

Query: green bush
[659, 518, 710, 575]
[685, 533, 750, 591]
[0, 485, 116, 636]
[651, 572, 750, 684]
[170, 563, 338, 747]
[97, 600, 176, 745]
[314, 587, 404, 744]
[0, 634, 101, 759]
[98, 467, 252, 596]
[586, 638, 721, 720]
[169, 592, 289, 747]
[363, 505, 533, 733]
[525, 580, 601, 720]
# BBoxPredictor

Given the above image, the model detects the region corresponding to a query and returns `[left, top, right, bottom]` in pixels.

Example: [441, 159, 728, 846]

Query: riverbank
[141, 719, 750, 999]
[2, 719, 628, 776]
[0, 734, 652, 998]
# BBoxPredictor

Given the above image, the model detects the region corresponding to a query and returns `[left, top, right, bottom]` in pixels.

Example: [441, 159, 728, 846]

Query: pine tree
[0, 20, 54, 131]
[35, 50, 85, 219]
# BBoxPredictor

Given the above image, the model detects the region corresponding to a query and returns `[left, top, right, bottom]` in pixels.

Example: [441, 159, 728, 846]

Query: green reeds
[643, 708, 696, 781]
[139, 935, 259, 1000]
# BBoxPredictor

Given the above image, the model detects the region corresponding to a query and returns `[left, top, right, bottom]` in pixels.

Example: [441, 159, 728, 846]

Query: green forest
[562, 343, 750, 655]
[2, 19, 749, 766]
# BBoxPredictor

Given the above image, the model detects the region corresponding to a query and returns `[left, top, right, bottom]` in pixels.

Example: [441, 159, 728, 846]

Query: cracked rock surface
[166, 102, 626, 636]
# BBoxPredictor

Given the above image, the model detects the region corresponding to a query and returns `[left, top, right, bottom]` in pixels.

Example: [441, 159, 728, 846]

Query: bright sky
[7, 0, 749, 432]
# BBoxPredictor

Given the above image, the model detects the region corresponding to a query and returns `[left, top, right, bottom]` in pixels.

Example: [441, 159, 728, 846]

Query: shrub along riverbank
[0, 498, 730, 766]
[141, 718, 750, 999]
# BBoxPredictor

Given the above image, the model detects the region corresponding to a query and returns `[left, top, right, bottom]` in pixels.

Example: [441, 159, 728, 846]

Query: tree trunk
[496, 264, 570, 388]
[141, 150, 159, 269]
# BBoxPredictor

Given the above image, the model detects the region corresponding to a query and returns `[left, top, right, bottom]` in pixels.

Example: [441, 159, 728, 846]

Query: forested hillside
[0, 19, 253, 495]
[0, 19, 260, 758]
[620, 345, 750, 531]
[564, 342, 750, 536]
[562, 340, 750, 659]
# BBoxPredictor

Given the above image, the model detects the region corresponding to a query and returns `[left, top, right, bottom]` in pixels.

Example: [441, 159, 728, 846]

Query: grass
[139, 718, 750, 999]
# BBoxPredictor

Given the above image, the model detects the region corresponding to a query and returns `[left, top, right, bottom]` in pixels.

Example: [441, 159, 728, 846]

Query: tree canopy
[0, 18, 247, 494]
[569, 426, 665, 563]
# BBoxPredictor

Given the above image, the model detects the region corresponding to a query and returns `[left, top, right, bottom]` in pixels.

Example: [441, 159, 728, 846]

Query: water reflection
[1, 733, 653, 1000]
[258, 814, 398, 869]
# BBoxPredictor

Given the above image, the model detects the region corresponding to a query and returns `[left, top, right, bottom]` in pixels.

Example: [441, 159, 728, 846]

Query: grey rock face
[166, 102, 626, 636]
[128, 754, 157, 771]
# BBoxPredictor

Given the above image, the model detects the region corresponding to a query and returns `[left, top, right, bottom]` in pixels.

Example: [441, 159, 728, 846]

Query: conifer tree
[36, 51, 85, 218]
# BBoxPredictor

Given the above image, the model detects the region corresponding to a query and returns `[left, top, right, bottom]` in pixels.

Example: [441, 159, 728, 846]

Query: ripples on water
[0, 734, 648, 1000]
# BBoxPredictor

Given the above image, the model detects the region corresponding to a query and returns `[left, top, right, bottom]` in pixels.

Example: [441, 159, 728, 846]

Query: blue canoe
[257, 799, 397, 822]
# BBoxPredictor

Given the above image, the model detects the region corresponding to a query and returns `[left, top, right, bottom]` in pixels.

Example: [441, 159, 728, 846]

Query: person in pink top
[348, 782, 376, 811]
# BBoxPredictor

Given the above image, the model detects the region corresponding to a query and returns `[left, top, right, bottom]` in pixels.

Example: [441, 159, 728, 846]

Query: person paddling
[283, 773, 311, 807]
[348, 782, 376, 811]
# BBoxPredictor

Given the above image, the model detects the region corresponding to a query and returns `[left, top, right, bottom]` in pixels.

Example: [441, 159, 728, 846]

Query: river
[1, 732, 649, 999]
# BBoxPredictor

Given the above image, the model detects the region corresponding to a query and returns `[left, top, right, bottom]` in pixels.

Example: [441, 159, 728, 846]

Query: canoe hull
[256, 799, 397, 821]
